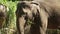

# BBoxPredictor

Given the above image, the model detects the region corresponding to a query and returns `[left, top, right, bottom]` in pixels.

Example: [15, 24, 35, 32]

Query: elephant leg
[39, 8, 48, 34]
[40, 16, 48, 34]
[17, 15, 26, 34]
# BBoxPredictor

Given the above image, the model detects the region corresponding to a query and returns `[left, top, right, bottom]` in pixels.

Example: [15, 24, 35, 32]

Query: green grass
[47, 29, 60, 34]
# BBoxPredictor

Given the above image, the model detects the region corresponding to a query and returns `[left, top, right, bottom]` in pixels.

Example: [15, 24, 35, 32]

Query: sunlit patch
[0, 5, 4, 10]
[0, 5, 6, 12]
[0, 4, 9, 12]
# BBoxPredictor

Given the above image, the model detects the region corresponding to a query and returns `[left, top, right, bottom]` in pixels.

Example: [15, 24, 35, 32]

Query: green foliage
[0, 0, 18, 34]
[47, 29, 60, 34]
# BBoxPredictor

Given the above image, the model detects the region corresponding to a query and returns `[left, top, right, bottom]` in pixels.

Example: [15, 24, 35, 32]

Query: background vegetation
[0, 0, 17, 34]
[0, 0, 60, 34]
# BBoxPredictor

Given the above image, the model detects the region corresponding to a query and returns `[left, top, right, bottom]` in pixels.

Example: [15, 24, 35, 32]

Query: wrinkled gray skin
[16, 1, 60, 34]
[0, 4, 7, 28]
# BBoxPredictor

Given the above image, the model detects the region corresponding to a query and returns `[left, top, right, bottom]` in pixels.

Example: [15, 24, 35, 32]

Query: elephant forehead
[31, 3, 40, 14]
[23, 8, 31, 14]
[22, 4, 38, 14]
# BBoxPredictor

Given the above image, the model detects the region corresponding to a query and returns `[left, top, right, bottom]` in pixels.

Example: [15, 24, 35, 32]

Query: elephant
[16, 1, 60, 34]
[0, 4, 8, 28]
